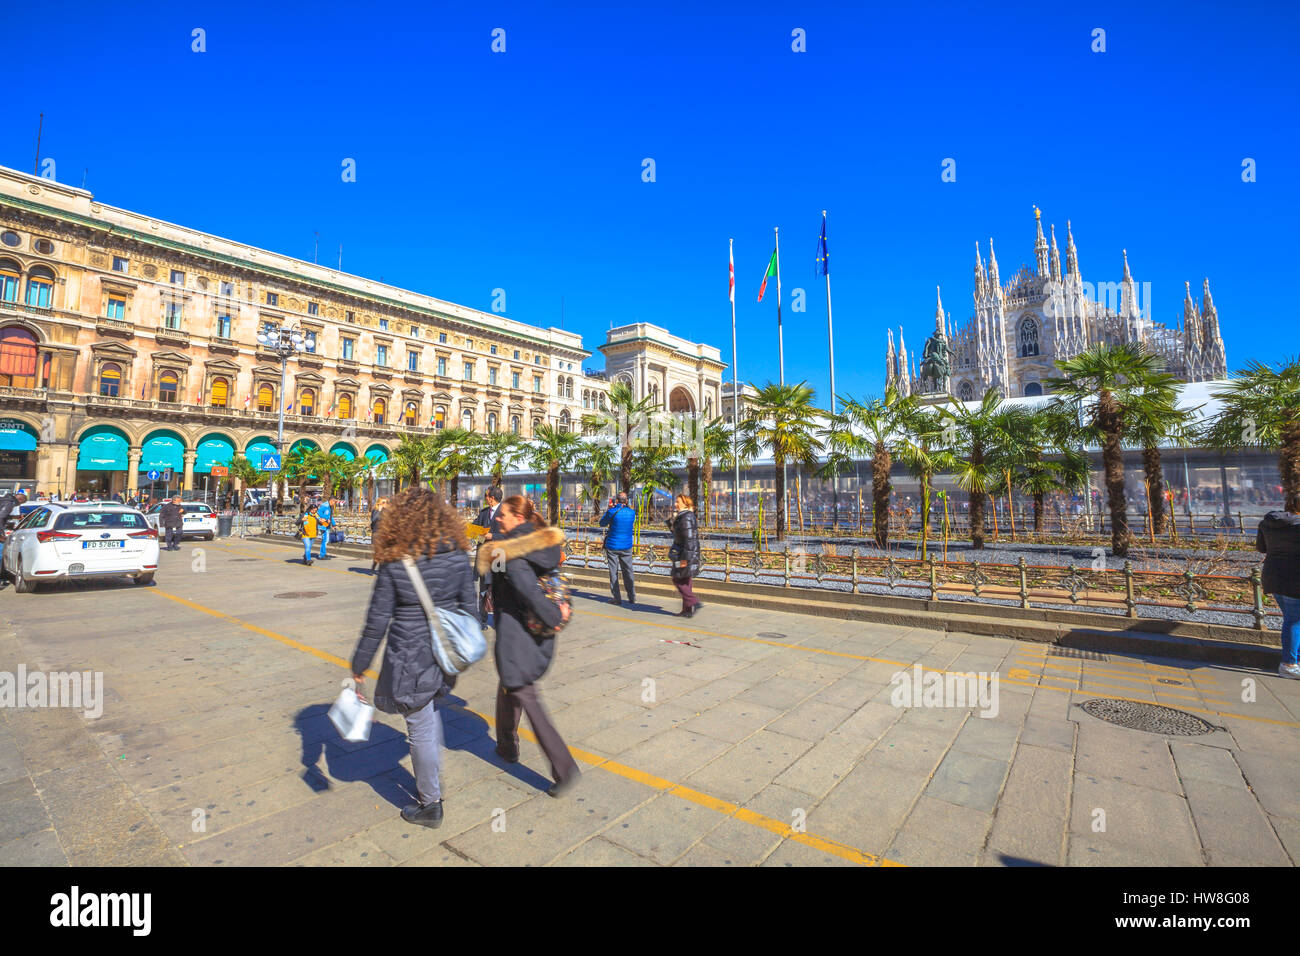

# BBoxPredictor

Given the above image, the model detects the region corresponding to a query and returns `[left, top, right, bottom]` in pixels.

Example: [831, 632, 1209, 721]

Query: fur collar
[476, 525, 565, 573]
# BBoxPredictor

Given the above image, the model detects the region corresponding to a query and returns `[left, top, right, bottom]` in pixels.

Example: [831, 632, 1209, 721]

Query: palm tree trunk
[774, 455, 786, 541]
[547, 462, 560, 525]
[1099, 392, 1131, 556]
[702, 458, 714, 526]
[687, 457, 699, 509]
[921, 469, 933, 536]
[620, 444, 633, 494]
[1033, 492, 1044, 532]
[872, 443, 890, 549]
[1005, 469, 1017, 541]
[1143, 445, 1167, 534]
[1283, 422, 1300, 513]
[449, 475, 460, 508]
[969, 444, 985, 549]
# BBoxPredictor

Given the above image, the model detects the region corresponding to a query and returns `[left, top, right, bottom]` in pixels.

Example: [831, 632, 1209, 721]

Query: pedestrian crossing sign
[261, 454, 281, 471]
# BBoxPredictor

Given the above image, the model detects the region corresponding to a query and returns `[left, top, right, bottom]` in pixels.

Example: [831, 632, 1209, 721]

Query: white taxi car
[145, 502, 219, 540]
[1, 503, 160, 592]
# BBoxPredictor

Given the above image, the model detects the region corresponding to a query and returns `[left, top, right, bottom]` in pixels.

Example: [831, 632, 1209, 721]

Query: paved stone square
[1, 537, 1297, 867]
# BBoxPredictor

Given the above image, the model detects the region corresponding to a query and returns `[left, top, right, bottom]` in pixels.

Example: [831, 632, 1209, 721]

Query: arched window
[159, 371, 180, 404]
[256, 383, 274, 411]
[486, 412, 497, 433]
[1018, 316, 1039, 357]
[1023, 382, 1043, 397]
[510, 415, 520, 435]
[209, 377, 229, 407]
[98, 363, 122, 397]
[598, 393, 606, 410]
[338, 393, 354, 419]
[462, 409, 474, 431]
[582, 391, 589, 409]
[558, 410, 570, 433]
[0, 259, 20, 303]
[957, 381, 975, 402]
[404, 401, 418, 426]
[532, 418, 542, 435]
[556, 378, 564, 397]
[0, 327, 38, 389]
[373, 399, 387, 424]
[24, 266, 54, 309]
[299, 388, 315, 416]
[565, 378, 573, 399]
[434, 405, 446, 430]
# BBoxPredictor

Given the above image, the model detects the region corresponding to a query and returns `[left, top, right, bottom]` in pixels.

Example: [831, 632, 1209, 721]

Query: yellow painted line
[1010, 658, 1236, 704]
[148, 585, 894, 867]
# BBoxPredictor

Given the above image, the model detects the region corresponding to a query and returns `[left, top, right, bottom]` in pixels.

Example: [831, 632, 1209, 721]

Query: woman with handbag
[350, 488, 478, 829]
[476, 495, 579, 797]
[667, 493, 703, 618]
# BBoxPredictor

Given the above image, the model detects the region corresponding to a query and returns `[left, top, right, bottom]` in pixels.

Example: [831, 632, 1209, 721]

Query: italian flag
[757, 248, 777, 302]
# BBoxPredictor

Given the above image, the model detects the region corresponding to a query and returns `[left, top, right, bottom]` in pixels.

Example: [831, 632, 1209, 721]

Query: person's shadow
[295, 694, 551, 808]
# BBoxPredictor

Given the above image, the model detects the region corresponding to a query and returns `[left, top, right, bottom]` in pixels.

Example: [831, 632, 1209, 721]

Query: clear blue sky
[5, 0, 1296, 404]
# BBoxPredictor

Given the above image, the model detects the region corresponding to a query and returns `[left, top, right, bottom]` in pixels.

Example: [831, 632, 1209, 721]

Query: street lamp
[256, 323, 306, 504]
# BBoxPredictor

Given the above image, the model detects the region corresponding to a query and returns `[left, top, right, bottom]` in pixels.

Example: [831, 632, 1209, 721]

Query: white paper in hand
[328, 687, 374, 742]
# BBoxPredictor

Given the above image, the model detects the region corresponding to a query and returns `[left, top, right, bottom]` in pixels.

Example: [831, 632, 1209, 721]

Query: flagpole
[774, 226, 788, 529]
[823, 210, 836, 414]
[730, 238, 740, 524]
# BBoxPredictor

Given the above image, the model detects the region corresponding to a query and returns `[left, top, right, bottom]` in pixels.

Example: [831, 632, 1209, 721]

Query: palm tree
[583, 380, 658, 494]
[385, 434, 427, 491]
[282, 446, 318, 504]
[224, 455, 265, 511]
[309, 450, 351, 501]
[527, 425, 583, 525]
[838, 386, 914, 549]
[1206, 358, 1300, 512]
[816, 406, 858, 532]
[893, 402, 955, 559]
[1123, 369, 1197, 535]
[628, 443, 680, 541]
[576, 437, 618, 520]
[736, 382, 823, 542]
[426, 427, 479, 506]
[1011, 406, 1090, 534]
[1047, 343, 1167, 557]
[475, 431, 525, 492]
[698, 418, 734, 527]
[943, 388, 1009, 550]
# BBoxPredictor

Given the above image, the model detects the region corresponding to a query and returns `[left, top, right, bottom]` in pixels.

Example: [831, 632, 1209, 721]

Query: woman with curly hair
[350, 488, 478, 829]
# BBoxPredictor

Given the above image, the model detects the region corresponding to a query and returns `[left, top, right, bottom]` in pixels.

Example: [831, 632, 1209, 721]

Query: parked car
[144, 502, 219, 540]
[1, 503, 160, 592]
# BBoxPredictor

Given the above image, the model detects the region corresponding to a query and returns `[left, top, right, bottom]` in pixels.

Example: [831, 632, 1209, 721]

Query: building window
[407, 350, 419, 371]
[164, 301, 184, 330]
[98, 363, 122, 397]
[304, 330, 316, 353]
[217, 313, 232, 338]
[404, 401, 418, 426]
[342, 337, 355, 360]
[113, 256, 129, 273]
[219, 280, 233, 296]
[345, 310, 355, 323]
[170, 269, 184, 284]
[490, 345, 497, 355]
[556, 379, 564, 397]
[1018, 317, 1040, 357]
[0, 327, 38, 388]
[533, 375, 542, 393]
[34, 238, 54, 255]
[599, 393, 606, 410]
[582, 391, 589, 409]
[1024, 382, 1043, 397]
[565, 378, 573, 399]
[439, 333, 447, 343]
[489, 367, 498, 386]
[373, 399, 387, 423]
[535, 356, 541, 365]
[462, 409, 474, 431]
[25, 268, 54, 308]
[257, 383, 274, 411]
[463, 361, 473, 381]
[338, 393, 354, 419]
[410, 326, 419, 337]
[437, 357, 447, 377]
[532, 418, 542, 434]
[558, 410, 570, 433]
[510, 415, 520, 435]
[486, 412, 497, 433]
[209, 377, 229, 407]
[0, 261, 19, 302]
[158, 371, 180, 403]
[466, 339, 473, 350]
[300, 388, 316, 416]
[379, 319, 388, 331]
[512, 371, 520, 389]
[266, 292, 278, 306]
[513, 350, 520, 360]
[434, 405, 446, 429]
[957, 381, 975, 401]
[308, 302, 319, 316]
[376, 345, 389, 367]
[106, 297, 126, 320]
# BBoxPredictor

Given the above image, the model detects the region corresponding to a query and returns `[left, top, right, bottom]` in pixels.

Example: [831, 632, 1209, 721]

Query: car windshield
[53, 511, 148, 530]
[182, 505, 213, 514]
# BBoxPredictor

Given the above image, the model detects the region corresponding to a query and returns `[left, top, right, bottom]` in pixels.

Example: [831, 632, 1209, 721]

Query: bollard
[783, 544, 791, 588]
[1124, 560, 1137, 618]
[724, 541, 732, 583]
[851, 547, 858, 594]
[1251, 566, 1266, 631]
[929, 557, 938, 602]
[1018, 556, 1030, 610]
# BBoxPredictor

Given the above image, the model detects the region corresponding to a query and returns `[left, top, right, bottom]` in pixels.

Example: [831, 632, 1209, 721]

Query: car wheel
[135, 572, 155, 586]
[13, 558, 35, 594]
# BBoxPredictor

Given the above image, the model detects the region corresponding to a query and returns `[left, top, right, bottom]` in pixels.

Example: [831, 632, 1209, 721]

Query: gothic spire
[1034, 206, 1050, 275]
[935, 286, 945, 334]
[1183, 281, 1202, 350]
[1049, 224, 1061, 279]
[987, 238, 1001, 291]
[1065, 220, 1079, 276]
[974, 241, 986, 297]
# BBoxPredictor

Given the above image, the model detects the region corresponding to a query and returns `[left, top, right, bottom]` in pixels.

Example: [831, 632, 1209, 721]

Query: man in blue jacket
[316, 497, 333, 559]
[599, 491, 637, 606]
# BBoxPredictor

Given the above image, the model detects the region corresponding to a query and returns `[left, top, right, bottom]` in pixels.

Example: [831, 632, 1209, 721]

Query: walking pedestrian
[297, 504, 320, 566]
[473, 486, 503, 621]
[351, 488, 478, 829]
[316, 497, 333, 560]
[667, 493, 703, 618]
[1257, 509, 1300, 679]
[369, 496, 388, 573]
[599, 490, 637, 606]
[476, 495, 579, 797]
[158, 495, 184, 551]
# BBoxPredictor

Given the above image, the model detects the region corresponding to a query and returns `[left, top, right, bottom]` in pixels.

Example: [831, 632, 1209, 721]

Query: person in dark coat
[476, 495, 579, 797]
[473, 486, 503, 621]
[0, 489, 27, 532]
[666, 493, 703, 618]
[368, 496, 387, 573]
[1256, 510, 1300, 679]
[158, 495, 184, 551]
[351, 488, 478, 828]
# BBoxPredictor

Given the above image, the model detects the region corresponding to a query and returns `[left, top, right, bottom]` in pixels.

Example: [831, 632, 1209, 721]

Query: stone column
[183, 450, 197, 493]
[126, 446, 142, 498]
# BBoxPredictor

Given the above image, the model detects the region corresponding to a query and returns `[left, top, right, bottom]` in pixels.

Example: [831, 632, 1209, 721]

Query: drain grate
[1048, 646, 1108, 661]
[274, 591, 327, 599]
[1078, 698, 1221, 736]
[756, 632, 787, 639]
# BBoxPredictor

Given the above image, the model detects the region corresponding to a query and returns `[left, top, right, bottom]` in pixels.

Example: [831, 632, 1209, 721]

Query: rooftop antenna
[338, 244, 342, 271]
[33, 113, 43, 176]
[314, 231, 319, 264]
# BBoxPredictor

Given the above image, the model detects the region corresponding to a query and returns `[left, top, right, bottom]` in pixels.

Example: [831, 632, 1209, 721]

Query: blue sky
[5, 0, 1297, 404]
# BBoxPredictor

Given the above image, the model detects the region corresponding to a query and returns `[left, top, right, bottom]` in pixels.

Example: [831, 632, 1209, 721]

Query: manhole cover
[274, 591, 327, 599]
[1078, 698, 1220, 736]
[1049, 646, 1108, 661]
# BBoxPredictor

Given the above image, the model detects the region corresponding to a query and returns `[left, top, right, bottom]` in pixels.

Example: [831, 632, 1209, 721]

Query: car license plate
[82, 540, 124, 549]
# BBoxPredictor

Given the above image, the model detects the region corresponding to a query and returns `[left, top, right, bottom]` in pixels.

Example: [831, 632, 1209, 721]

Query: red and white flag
[728, 243, 735, 304]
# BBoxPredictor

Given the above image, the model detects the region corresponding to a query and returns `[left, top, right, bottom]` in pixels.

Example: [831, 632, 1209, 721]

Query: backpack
[524, 569, 572, 639]
[401, 556, 486, 676]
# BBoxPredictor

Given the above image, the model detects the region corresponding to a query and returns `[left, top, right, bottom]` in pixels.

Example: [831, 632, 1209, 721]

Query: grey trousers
[495, 683, 579, 785]
[606, 548, 635, 602]
[404, 699, 445, 806]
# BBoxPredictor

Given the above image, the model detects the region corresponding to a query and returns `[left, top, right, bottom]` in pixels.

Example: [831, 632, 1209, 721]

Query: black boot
[401, 799, 444, 828]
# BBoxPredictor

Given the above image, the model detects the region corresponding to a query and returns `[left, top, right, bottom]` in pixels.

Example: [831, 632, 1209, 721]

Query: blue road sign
[261, 453, 281, 472]
[146, 470, 161, 481]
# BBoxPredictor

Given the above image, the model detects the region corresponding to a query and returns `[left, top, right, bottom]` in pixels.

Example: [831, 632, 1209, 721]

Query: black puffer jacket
[668, 509, 701, 578]
[351, 542, 477, 715]
[1257, 510, 1300, 599]
[476, 524, 565, 689]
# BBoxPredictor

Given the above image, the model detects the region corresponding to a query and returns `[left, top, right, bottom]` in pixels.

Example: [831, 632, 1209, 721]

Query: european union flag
[816, 213, 829, 277]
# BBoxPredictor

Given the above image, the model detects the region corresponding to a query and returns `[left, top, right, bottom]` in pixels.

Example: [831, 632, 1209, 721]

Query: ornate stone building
[599, 323, 725, 418]
[0, 165, 720, 497]
[889, 209, 1228, 402]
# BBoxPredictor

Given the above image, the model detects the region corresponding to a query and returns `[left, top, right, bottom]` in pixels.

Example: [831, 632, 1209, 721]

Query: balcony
[371, 363, 393, 379]
[337, 357, 360, 373]
[208, 336, 240, 356]
[95, 317, 135, 339]
[403, 369, 423, 385]
[156, 327, 190, 349]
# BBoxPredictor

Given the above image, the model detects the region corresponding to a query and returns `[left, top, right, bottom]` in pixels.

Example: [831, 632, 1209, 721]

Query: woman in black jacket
[667, 493, 703, 618]
[1256, 510, 1300, 679]
[368, 496, 387, 573]
[351, 489, 478, 828]
[475, 495, 579, 796]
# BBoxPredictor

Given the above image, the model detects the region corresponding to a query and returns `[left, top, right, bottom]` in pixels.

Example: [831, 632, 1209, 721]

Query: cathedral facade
[887, 209, 1228, 402]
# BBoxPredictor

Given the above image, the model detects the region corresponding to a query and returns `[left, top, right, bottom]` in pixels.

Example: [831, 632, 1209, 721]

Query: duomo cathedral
[886, 209, 1228, 402]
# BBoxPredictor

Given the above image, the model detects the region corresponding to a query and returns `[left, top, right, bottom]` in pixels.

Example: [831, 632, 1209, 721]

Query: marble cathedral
[887, 209, 1228, 402]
